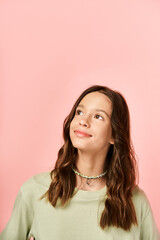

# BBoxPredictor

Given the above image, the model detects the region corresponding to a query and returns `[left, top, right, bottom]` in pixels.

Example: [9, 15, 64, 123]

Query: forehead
[78, 91, 112, 113]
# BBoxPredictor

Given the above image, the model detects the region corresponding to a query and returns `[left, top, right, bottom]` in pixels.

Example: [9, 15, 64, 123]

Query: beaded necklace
[72, 166, 107, 186]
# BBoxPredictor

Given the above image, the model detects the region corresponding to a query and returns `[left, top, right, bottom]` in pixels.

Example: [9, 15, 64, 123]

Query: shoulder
[132, 186, 160, 237]
[19, 171, 52, 202]
[132, 186, 151, 207]
[132, 186, 153, 221]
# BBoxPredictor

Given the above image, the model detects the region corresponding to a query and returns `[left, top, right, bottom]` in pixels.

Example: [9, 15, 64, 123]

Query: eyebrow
[77, 104, 110, 118]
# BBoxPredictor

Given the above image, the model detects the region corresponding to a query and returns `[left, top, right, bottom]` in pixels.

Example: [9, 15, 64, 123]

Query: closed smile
[74, 130, 92, 137]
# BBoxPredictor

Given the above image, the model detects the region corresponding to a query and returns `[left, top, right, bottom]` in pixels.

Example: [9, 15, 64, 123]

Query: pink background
[0, 0, 160, 233]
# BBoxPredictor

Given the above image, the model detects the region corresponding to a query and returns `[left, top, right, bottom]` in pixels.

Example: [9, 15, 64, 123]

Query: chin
[71, 141, 87, 150]
[73, 143, 95, 153]
[71, 142, 84, 149]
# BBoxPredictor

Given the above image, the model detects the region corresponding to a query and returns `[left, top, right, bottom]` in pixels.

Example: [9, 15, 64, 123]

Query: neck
[75, 151, 106, 176]
[73, 151, 107, 191]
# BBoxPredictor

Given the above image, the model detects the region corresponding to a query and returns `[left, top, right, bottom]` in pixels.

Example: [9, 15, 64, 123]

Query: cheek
[69, 121, 75, 139]
[98, 125, 112, 139]
[69, 120, 74, 131]
[70, 117, 78, 130]
[69, 122, 72, 136]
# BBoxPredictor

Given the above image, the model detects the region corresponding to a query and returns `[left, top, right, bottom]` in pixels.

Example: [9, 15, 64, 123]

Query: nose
[79, 116, 90, 127]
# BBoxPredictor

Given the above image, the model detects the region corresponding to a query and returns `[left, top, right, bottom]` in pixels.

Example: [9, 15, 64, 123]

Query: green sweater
[0, 172, 159, 240]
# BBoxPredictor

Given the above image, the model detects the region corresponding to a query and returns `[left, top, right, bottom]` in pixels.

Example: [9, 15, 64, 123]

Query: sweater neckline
[72, 185, 107, 201]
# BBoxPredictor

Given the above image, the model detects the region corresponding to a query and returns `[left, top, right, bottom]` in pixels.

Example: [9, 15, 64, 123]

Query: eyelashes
[76, 109, 83, 115]
[95, 114, 103, 120]
[75, 109, 104, 120]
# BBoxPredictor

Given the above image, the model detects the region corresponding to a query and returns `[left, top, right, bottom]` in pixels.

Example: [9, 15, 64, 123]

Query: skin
[69, 91, 114, 191]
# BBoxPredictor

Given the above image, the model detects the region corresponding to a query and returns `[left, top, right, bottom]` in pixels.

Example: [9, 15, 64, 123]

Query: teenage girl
[0, 85, 159, 240]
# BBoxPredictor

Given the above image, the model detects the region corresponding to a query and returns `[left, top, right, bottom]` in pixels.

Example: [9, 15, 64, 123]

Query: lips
[74, 130, 92, 137]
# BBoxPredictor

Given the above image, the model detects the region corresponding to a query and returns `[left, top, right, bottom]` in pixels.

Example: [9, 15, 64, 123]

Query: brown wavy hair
[41, 85, 139, 231]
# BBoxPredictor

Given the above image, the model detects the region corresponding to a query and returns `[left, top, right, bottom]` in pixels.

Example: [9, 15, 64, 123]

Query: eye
[76, 109, 83, 115]
[94, 114, 103, 120]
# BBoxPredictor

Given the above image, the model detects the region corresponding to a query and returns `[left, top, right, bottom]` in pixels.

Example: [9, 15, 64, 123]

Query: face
[69, 91, 114, 155]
